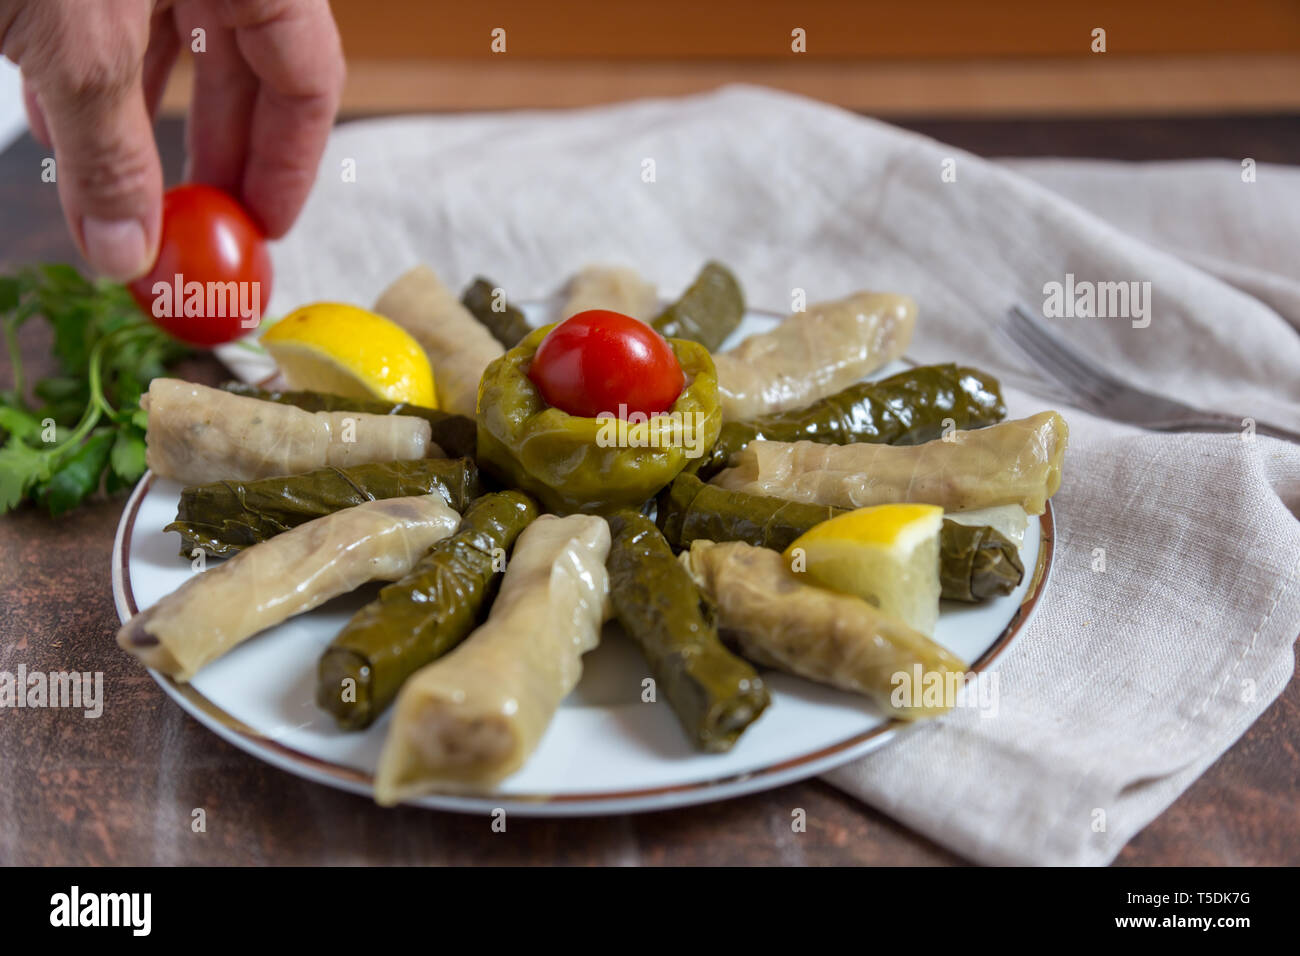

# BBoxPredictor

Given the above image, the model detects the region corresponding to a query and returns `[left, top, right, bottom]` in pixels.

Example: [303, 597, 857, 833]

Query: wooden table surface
[1, 115, 1296, 866]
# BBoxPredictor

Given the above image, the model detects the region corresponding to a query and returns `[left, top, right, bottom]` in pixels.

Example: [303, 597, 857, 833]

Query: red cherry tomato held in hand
[528, 310, 686, 419]
[128, 184, 273, 347]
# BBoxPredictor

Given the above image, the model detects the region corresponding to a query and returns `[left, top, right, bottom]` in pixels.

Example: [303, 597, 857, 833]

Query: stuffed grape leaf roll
[659, 473, 1022, 601]
[222, 383, 478, 460]
[607, 510, 769, 752]
[318, 490, 540, 730]
[680, 540, 967, 719]
[649, 261, 745, 352]
[939, 519, 1026, 603]
[143, 378, 438, 485]
[659, 472, 838, 554]
[374, 514, 610, 802]
[118, 496, 461, 682]
[166, 458, 483, 557]
[693, 363, 1006, 479]
[712, 411, 1068, 515]
[711, 291, 916, 420]
[460, 277, 533, 349]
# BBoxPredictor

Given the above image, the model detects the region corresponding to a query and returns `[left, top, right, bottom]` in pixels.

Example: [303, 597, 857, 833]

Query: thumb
[35, 47, 163, 281]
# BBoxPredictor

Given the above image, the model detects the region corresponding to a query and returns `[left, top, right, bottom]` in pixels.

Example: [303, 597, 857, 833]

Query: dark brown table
[2, 115, 1296, 866]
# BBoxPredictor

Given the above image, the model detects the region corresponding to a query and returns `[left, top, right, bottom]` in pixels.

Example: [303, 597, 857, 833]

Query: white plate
[112, 306, 1055, 816]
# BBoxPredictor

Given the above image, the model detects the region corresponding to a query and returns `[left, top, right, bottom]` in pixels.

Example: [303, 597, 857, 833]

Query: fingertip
[81, 215, 156, 282]
[251, 202, 293, 240]
[241, 164, 313, 239]
[22, 82, 51, 148]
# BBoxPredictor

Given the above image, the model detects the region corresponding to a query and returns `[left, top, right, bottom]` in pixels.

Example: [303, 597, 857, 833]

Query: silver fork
[1004, 305, 1300, 444]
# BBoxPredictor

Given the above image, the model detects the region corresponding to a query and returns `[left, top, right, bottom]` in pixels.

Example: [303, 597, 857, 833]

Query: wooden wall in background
[330, 0, 1300, 59]
[162, 0, 1300, 115]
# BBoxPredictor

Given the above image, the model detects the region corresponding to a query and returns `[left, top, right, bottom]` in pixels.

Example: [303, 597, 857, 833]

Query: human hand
[0, 0, 344, 280]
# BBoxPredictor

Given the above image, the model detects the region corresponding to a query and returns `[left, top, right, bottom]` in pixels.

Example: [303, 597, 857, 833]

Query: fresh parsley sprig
[0, 265, 189, 515]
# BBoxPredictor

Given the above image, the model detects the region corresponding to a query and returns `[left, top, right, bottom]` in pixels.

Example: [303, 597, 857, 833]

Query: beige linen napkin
[1005, 158, 1300, 335]
[244, 85, 1300, 865]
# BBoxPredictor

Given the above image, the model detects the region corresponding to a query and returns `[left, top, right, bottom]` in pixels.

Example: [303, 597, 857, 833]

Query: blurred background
[153, 0, 1300, 117]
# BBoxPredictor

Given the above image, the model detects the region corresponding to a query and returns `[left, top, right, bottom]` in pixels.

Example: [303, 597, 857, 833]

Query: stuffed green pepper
[477, 319, 723, 514]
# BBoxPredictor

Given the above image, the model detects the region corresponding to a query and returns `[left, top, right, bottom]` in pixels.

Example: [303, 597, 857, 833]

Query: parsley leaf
[0, 403, 42, 441]
[40, 429, 115, 516]
[0, 265, 188, 516]
[0, 437, 51, 512]
[109, 426, 148, 485]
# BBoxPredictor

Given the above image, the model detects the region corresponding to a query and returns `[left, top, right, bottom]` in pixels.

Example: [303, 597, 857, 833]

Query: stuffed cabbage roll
[559, 265, 658, 320]
[318, 491, 540, 730]
[712, 292, 916, 420]
[694, 363, 1006, 479]
[680, 540, 967, 719]
[713, 411, 1068, 515]
[117, 496, 461, 682]
[374, 265, 504, 417]
[607, 510, 769, 752]
[166, 457, 482, 557]
[222, 383, 478, 460]
[649, 261, 745, 352]
[460, 277, 533, 349]
[143, 378, 437, 485]
[374, 514, 610, 802]
[945, 504, 1030, 550]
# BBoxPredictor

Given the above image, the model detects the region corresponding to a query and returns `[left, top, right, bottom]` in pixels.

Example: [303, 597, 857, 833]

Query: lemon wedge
[784, 503, 944, 635]
[261, 302, 436, 407]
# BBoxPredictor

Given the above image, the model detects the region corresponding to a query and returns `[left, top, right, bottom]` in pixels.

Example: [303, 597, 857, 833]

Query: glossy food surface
[660, 473, 1022, 602]
[713, 411, 1069, 514]
[222, 383, 478, 460]
[143, 378, 434, 485]
[607, 510, 769, 752]
[711, 291, 916, 420]
[319, 490, 540, 730]
[650, 261, 745, 352]
[478, 323, 721, 514]
[118, 496, 460, 682]
[129, 184, 272, 346]
[681, 540, 967, 720]
[166, 457, 482, 557]
[695, 362, 1006, 478]
[527, 309, 685, 419]
[373, 514, 611, 802]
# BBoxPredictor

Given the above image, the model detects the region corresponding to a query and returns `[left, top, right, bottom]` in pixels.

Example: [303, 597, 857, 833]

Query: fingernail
[82, 216, 152, 281]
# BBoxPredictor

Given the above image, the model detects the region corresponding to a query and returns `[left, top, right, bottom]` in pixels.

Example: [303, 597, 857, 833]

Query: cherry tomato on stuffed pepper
[128, 184, 273, 347]
[527, 309, 685, 419]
